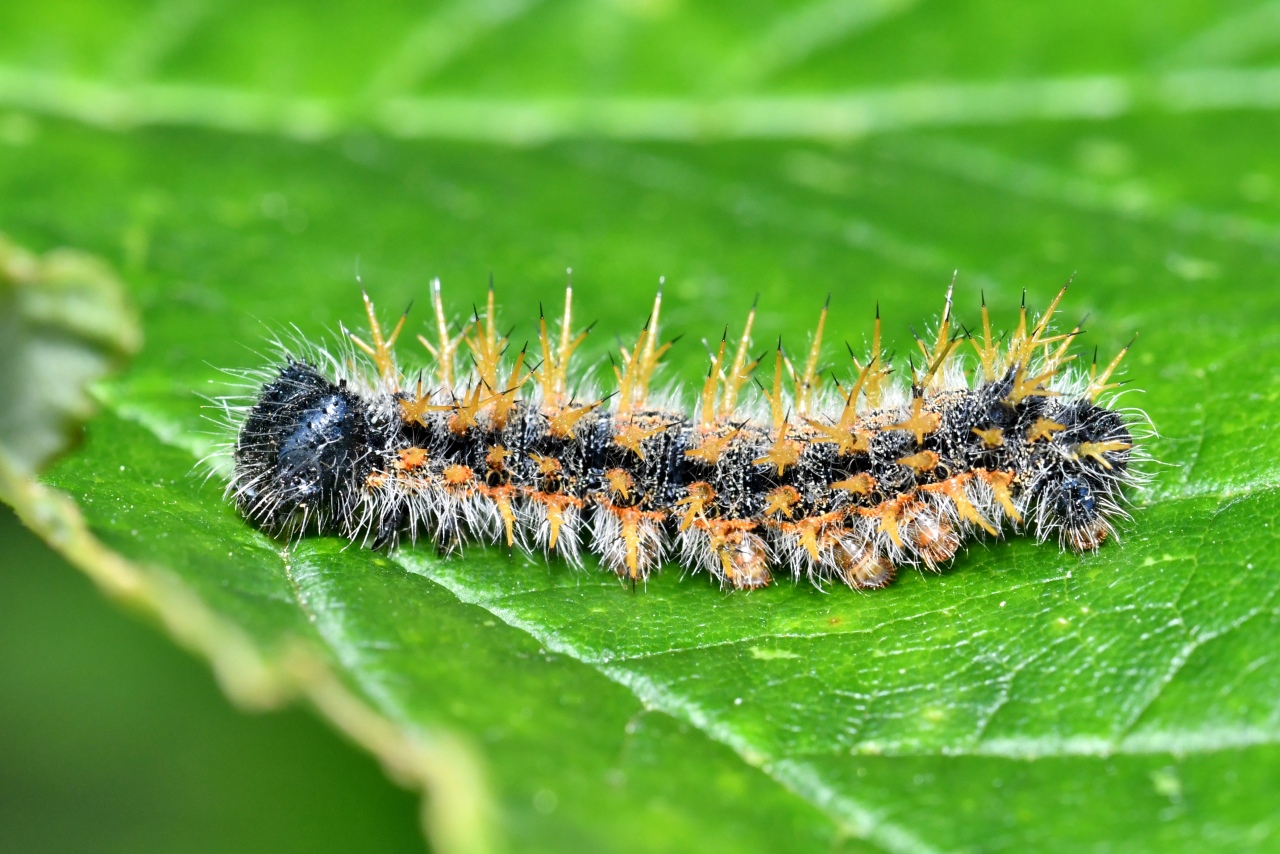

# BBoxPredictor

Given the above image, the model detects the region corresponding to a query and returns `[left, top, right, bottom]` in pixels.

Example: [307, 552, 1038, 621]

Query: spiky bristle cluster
[225, 277, 1146, 591]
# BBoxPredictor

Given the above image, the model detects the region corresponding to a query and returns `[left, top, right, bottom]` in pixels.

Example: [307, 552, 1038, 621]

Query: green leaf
[4, 2, 1280, 852]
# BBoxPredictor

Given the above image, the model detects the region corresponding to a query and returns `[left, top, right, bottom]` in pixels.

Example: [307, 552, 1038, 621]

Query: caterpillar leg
[832, 535, 895, 590]
[718, 528, 771, 590]
[1066, 520, 1110, 551]
[900, 502, 961, 569]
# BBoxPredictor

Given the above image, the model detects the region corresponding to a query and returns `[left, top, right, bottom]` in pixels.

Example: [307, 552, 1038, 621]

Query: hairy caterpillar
[224, 278, 1145, 591]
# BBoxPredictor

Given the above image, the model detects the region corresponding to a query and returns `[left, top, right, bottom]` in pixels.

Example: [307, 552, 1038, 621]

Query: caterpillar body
[226, 279, 1144, 591]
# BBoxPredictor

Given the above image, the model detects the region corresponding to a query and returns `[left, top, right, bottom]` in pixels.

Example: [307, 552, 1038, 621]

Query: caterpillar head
[232, 361, 378, 537]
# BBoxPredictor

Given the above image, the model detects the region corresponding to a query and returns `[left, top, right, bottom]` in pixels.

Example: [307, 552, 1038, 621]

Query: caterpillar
[225, 277, 1145, 591]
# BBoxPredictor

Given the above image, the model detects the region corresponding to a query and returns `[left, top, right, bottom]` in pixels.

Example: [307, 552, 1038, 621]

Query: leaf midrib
[6, 64, 1280, 144]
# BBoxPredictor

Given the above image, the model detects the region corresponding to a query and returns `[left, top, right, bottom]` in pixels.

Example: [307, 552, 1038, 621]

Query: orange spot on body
[831, 473, 876, 495]
[442, 464, 474, 486]
[532, 454, 562, 476]
[396, 447, 429, 471]
[898, 450, 940, 474]
[486, 444, 512, 471]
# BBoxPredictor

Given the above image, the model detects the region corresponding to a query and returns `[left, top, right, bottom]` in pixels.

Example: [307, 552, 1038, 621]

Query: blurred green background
[0, 505, 427, 854]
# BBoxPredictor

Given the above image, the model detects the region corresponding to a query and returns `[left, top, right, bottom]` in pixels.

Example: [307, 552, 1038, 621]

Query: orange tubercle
[898, 450, 940, 474]
[442, 464, 474, 486]
[396, 447, 430, 471]
[831, 473, 875, 495]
